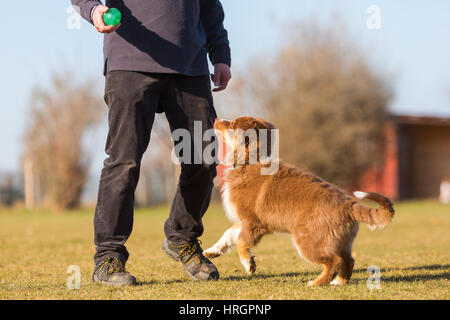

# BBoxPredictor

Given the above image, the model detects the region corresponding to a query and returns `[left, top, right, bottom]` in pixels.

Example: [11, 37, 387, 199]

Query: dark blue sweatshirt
[71, 0, 231, 76]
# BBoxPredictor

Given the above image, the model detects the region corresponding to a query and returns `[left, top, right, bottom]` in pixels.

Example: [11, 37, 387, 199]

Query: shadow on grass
[402, 264, 450, 271]
[354, 264, 449, 273]
[352, 264, 450, 284]
[135, 278, 189, 286]
[223, 271, 315, 282]
[135, 272, 314, 285]
[352, 272, 450, 284]
[133, 264, 449, 286]
[224, 264, 449, 284]
[382, 273, 449, 283]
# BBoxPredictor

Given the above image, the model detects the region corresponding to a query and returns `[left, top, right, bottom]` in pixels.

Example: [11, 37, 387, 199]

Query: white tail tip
[354, 191, 369, 200]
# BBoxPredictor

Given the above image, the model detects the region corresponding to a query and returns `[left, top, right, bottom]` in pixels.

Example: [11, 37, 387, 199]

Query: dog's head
[214, 116, 276, 166]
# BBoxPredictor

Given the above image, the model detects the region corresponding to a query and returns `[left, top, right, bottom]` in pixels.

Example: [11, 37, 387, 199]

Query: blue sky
[1, 0, 450, 172]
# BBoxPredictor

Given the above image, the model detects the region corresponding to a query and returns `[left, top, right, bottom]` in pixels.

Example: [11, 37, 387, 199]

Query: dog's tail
[351, 191, 395, 231]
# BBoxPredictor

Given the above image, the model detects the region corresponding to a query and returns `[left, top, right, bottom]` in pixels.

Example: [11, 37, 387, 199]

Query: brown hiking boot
[92, 257, 137, 285]
[162, 238, 219, 281]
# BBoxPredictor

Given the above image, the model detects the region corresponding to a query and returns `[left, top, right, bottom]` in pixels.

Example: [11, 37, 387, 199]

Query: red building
[357, 115, 450, 199]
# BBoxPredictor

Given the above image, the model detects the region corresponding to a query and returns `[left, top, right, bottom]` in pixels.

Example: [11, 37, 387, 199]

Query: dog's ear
[253, 118, 275, 159]
[265, 121, 275, 130]
[255, 118, 275, 130]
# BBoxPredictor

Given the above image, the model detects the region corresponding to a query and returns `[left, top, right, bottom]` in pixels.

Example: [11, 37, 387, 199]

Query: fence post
[24, 158, 35, 210]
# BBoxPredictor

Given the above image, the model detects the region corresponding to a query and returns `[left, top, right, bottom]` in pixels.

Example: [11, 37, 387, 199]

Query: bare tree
[229, 20, 392, 187]
[23, 73, 104, 210]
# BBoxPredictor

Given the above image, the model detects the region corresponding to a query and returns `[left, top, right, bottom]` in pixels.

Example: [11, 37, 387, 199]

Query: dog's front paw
[203, 247, 223, 259]
[241, 256, 256, 275]
[307, 280, 315, 287]
[307, 280, 324, 287]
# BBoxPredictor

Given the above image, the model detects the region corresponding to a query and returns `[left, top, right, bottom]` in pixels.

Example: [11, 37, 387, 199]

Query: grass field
[0, 200, 448, 300]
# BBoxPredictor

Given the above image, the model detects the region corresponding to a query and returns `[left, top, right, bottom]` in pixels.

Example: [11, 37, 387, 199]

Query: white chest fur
[221, 181, 240, 223]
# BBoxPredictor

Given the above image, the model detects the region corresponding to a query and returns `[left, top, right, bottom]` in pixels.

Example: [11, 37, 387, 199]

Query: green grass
[0, 201, 449, 300]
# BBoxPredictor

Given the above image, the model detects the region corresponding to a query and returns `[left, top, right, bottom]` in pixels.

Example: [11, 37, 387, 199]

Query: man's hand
[93, 5, 121, 34]
[211, 63, 232, 92]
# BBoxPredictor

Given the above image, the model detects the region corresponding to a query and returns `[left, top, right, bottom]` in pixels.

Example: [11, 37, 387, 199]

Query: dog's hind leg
[293, 235, 342, 286]
[307, 255, 342, 287]
[204, 223, 242, 259]
[331, 253, 354, 285]
[331, 226, 358, 285]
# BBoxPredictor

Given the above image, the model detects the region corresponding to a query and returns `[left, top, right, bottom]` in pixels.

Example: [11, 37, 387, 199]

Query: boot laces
[174, 240, 207, 264]
[99, 257, 126, 275]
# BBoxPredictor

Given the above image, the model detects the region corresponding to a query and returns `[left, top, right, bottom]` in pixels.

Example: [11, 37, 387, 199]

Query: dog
[204, 116, 395, 286]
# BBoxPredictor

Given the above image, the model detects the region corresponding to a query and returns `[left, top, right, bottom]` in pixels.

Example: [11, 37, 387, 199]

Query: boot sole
[92, 274, 137, 286]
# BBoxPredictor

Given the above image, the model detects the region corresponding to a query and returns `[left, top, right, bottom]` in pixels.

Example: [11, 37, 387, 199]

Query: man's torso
[103, 0, 208, 76]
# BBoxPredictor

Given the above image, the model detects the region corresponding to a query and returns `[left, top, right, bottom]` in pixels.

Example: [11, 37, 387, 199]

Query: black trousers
[94, 71, 218, 265]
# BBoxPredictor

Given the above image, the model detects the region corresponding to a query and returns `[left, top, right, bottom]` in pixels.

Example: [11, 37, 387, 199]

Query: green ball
[103, 8, 122, 26]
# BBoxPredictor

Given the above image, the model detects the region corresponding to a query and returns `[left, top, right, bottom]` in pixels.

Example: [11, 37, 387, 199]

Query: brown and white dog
[204, 116, 395, 286]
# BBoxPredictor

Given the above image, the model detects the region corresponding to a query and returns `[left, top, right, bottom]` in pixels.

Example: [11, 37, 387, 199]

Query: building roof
[392, 114, 450, 126]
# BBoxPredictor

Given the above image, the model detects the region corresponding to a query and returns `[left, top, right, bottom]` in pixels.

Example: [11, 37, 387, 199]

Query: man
[71, 0, 231, 285]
